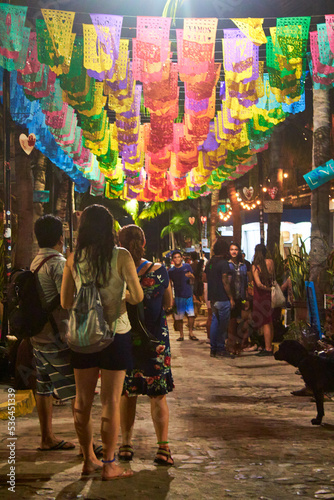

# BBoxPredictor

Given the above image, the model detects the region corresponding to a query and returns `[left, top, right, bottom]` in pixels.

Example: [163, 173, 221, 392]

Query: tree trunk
[55, 172, 70, 222]
[227, 181, 241, 245]
[210, 190, 219, 247]
[267, 125, 283, 256]
[32, 152, 47, 257]
[14, 132, 34, 268]
[309, 88, 331, 294]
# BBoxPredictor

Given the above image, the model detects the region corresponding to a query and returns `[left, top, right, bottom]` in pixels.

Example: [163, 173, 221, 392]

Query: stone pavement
[1, 325, 334, 500]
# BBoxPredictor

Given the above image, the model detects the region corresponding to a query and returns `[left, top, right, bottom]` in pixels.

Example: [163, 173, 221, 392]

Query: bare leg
[120, 395, 137, 458]
[35, 394, 76, 450]
[73, 367, 101, 473]
[188, 316, 195, 337]
[151, 395, 173, 464]
[100, 369, 133, 480]
[227, 317, 237, 354]
[175, 319, 184, 339]
[262, 322, 274, 351]
[35, 394, 54, 448]
[206, 308, 212, 340]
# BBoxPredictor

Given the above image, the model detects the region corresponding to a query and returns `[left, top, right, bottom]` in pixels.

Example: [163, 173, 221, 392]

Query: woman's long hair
[118, 224, 145, 267]
[74, 205, 115, 287]
[252, 243, 271, 286]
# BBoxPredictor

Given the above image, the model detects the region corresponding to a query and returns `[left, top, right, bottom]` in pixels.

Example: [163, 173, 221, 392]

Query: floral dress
[123, 265, 174, 397]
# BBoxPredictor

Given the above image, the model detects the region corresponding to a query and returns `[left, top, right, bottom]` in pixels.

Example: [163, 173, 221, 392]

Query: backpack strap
[34, 254, 60, 336]
[138, 262, 155, 282]
[34, 254, 59, 274]
[137, 260, 149, 273]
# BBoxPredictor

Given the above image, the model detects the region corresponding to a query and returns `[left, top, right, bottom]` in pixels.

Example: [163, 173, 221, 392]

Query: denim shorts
[70, 332, 133, 371]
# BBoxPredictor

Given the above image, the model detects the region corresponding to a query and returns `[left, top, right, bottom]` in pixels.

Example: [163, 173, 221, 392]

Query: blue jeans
[210, 301, 231, 352]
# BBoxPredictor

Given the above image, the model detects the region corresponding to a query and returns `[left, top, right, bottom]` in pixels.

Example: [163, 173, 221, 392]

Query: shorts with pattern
[174, 296, 195, 320]
[33, 341, 76, 401]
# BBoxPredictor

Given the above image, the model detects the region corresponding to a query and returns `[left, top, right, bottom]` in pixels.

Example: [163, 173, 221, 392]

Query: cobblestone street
[1, 325, 334, 499]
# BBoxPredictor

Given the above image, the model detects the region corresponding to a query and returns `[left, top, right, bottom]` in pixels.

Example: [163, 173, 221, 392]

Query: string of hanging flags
[0, 5, 333, 199]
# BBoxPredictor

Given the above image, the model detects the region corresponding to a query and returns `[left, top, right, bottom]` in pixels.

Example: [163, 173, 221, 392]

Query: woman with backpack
[61, 205, 143, 480]
[118, 225, 174, 466]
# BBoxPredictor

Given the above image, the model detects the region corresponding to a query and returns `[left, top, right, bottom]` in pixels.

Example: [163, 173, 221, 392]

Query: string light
[234, 190, 261, 212]
[283, 173, 289, 178]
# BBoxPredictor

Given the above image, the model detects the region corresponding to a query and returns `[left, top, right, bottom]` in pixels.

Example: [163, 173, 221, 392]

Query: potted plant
[287, 238, 310, 322]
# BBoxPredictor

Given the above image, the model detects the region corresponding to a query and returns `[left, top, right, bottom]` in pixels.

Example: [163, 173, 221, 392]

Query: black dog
[274, 340, 334, 425]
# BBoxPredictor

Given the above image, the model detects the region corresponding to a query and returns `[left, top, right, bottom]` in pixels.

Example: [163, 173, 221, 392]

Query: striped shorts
[33, 341, 76, 401]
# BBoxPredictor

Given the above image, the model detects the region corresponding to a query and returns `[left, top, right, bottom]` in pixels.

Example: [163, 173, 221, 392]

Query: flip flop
[81, 463, 103, 476]
[37, 440, 76, 451]
[176, 337, 184, 341]
[189, 335, 199, 341]
[102, 469, 134, 481]
[78, 443, 103, 458]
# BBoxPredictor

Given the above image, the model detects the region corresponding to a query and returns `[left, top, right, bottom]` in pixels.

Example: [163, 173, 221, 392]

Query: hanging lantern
[189, 216, 195, 225]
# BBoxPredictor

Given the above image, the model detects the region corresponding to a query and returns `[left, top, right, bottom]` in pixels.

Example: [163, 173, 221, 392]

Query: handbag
[271, 280, 285, 309]
[126, 262, 161, 358]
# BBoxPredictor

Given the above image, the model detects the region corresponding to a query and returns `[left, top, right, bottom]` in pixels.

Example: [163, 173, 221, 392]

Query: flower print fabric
[123, 265, 174, 397]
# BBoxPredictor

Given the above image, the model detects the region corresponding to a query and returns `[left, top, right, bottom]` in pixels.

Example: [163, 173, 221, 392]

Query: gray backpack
[68, 266, 115, 348]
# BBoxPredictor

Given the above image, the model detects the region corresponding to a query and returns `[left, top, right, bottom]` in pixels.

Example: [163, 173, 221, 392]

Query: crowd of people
[11, 204, 287, 480]
[166, 238, 282, 359]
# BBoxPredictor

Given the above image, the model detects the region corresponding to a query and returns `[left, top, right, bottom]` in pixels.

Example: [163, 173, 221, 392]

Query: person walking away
[168, 251, 198, 341]
[61, 205, 143, 479]
[118, 225, 174, 465]
[190, 251, 204, 317]
[251, 244, 275, 356]
[31, 215, 76, 452]
[205, 238, 235, 358]
[227, 243, 249, 355]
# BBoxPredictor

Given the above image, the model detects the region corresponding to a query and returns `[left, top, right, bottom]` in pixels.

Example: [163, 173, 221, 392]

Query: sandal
[176, 337, 184, 341]
[78, 443, 103, 459]
[154, 447, 174, 466]
[189, 335, 199, 341]
[118, 445, 134, 461]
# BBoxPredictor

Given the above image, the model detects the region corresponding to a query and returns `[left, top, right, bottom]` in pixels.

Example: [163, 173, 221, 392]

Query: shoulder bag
[271, 279, 285, 309]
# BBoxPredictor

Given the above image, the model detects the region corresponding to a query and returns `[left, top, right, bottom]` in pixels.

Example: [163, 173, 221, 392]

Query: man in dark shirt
[205, 238, 235, 357]
[168, 251, 198, 341]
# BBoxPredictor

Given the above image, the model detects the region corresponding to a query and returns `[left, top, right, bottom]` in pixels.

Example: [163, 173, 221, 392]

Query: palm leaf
[162, 0, 185, 22]
[138, 201, 174, 221]
[160, 211, 199, 240]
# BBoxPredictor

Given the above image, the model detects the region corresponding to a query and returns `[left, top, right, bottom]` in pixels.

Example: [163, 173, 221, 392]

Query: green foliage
[138, 202, 174, 221]
[162, 0, 185, 21]
[122, 199, 140, 225]
[326, 249, 334, 291]
[284, 320, 308, 342]
[271, 244, 285, 285]
[287, 238, 310, 301]
[160, 210, 199, 240]
[114, 220, 121, 233]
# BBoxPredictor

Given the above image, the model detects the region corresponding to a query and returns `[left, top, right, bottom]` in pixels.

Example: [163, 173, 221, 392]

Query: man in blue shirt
[168, 251, 198, 341]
